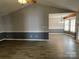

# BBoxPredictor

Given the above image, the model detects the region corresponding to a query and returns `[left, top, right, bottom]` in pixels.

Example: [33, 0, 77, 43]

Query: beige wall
[76, 13, 79, 40]
[0, 17, 5, 32]
[2, 4, 71, 32]
[2, 15, 12, 32]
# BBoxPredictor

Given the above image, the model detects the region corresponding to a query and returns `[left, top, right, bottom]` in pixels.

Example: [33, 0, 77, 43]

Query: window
[70, 19, 76, 33]
[64, 20, 70, 31]
[64, 16, 76, 35]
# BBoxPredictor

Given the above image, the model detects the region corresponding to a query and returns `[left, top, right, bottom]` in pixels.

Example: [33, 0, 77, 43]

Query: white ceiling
[0, 0, 28, 16]
[38, 0, 79, 11]
[0, 0, 79, 16]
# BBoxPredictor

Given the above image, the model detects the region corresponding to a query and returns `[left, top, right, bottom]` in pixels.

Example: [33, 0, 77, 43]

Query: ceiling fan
[18, 0, 37, 5]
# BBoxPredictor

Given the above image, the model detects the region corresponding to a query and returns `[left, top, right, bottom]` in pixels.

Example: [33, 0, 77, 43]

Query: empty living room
[0, 0, 79, 59]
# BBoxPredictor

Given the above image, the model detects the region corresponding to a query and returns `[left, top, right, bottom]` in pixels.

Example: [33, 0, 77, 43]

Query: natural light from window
[70, 18, 76, 32]
[64, 20, 70, 31]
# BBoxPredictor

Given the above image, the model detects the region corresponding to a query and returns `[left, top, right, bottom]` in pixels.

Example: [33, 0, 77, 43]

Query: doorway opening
[48, 13, 76, 40]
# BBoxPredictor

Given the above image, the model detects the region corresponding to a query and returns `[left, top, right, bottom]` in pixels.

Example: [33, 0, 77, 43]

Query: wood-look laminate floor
[0, 34, 79, 59]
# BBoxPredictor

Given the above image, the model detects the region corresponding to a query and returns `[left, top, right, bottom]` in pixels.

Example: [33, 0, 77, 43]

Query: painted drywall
[0, 17, 6, 39]
[3, 4, 70, 32]
[76, 13, 79, 40]
[0, 17, 5, 32]
[2, 15, 12, 32]
[1, 4, 71, 39]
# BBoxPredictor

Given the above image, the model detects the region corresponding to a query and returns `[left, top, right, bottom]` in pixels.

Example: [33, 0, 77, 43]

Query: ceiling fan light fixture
[28, 0, 37, 4]
[18, 0, 36, 4]
[18, 0, 28, 4]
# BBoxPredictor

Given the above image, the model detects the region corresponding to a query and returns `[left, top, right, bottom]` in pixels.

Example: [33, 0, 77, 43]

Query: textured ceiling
[0, 0, 79, 16]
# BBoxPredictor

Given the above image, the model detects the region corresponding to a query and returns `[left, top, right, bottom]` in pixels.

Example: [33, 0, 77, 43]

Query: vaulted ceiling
[0, 0, 79, 16]
[38, 0, 79, 11]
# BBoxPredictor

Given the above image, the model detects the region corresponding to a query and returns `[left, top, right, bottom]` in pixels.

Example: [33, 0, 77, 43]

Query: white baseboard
[49, 33, 64, 34]
[0, 39, 6, 41]
[5, 39, 48, 41]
